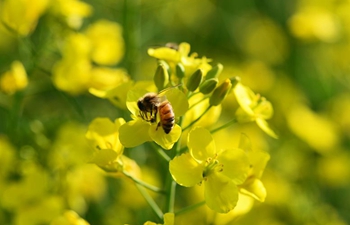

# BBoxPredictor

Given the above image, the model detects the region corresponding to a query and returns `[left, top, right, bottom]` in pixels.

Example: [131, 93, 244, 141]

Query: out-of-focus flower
[52, 20, 129, 95]
[287, 104, 339, 154]
[85, 20, 125, 65]
[148, 42, 212, 77]
[170, 127, 250, 213]
[0, 0, 49, 36]
[0, 61, 28, 95]
[143, 213, 174, 225]
[88, 67, 129, 91]
[238, 134, 270, 202]
[288, 7, 339, 43]
[52, 33, 92, 95]
[119, 87, 187, 150]
[49, 122, 93, 170]
[66, 164, 106, 214]
[234, 82, 278, 139]
[50, 210, 90, 225]
[50, 0, 92, 29]
[86, 117, 125, 171]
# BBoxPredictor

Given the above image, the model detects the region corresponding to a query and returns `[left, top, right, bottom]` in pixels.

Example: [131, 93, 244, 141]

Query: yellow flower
[148, 42, 212, 77]
[119, 87, 188, 150]
[52, 20, 128, 95]
[50, 0, 92, 29]
[86, 117, 125, 171]
[237, 134, 270, 202]
[0, 0, 49, 36]
[0, 61, 28, 95]
[50, 210, 90, 225]
[233, 82, 278, 139]
[143, 213, 174, 225]
[52, 33, 92, 95]
[169, 127, 250, 213]
[85, 20, 125, 66]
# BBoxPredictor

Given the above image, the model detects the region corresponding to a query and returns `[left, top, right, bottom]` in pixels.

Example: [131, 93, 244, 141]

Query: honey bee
[137, 88, 176, 134]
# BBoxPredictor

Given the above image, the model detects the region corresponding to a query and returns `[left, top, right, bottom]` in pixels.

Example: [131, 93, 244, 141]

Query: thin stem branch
[175, 201, 206, 216]
[135, 183, 163, 220]
[210, 118, 238, 134]
[188, 96, 209, 111]
[123, 171, 164, 193]
[151, 142, 171, 162]
[182, 106, 212, 131]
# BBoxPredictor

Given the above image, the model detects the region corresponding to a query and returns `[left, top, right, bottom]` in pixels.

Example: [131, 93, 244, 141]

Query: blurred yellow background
[0, 0, 349, 224]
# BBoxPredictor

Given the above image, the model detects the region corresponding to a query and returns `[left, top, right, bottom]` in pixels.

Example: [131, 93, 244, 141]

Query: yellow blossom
[233, 82, 278, 139]
[0, 0, 49, 36]
[169, 127, 250, 213]
[85, 20, 125, 65]
[119, 87, 188, 150]
[148, 42, 212, 77]
[0, 61, 28, 95]
[50, 0, 92, 29]
[50, 210, 90, 225]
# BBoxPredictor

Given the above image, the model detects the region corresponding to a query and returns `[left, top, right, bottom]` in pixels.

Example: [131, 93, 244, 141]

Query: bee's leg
[151, 106, 158, 123]
[156, 122, 161, 131]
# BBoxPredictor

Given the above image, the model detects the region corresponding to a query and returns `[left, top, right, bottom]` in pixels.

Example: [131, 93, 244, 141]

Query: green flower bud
[154, 64, 169, 90]
[199, 78, 218, 94]
[209, 78, 232, 106]
[186, 69, 203, 92]
[206, 63, 223, 80]
[229, 76, 241, 89]
[176, 63, 185, 79]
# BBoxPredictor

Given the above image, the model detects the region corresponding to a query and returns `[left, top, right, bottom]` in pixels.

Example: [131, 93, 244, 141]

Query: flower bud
[186, 69, 203, 92]
[229, 76, 241, 89]
[209, 78, 232, 106]
[176, 63, 185, 79]
[206, 63, 223, 80]
[154, 64, 169, 90]
[199, 78, 218, 94]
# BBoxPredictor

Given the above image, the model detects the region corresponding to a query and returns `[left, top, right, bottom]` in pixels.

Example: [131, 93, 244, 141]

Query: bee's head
[137, 99, 145, 111]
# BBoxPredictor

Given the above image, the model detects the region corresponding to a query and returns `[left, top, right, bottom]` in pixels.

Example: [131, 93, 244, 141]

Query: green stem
[151, 142, 171, 162]
[182, 106, 212, 131]
[188, 96, 209, 110]
[175, 201, 206, 216]
[135, 183, 163, 220]
[210, 118, 238, 134]
[123, 171, 164, 193]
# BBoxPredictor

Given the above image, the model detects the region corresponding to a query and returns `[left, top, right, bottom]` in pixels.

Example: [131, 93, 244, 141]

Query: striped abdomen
[158, 101, 175, 134]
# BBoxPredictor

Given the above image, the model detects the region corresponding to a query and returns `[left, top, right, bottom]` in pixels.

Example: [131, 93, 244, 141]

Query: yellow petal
[204, 173, 239, 213]
[119, 119, 152, 148]
[233, 83, 255, 116]
[85, 117, 125, 152]
[240, 178, 267, 202]
[163, 212, 175, 225]
[169, 153, 203, 187]
[188, 127, 216, 162]
[148, 47, 180, 62]
[85, 20, 124, 65]
[256, 118, 278, 139]
[149, 124, 181, 150]
[217, 148, 250, 185]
